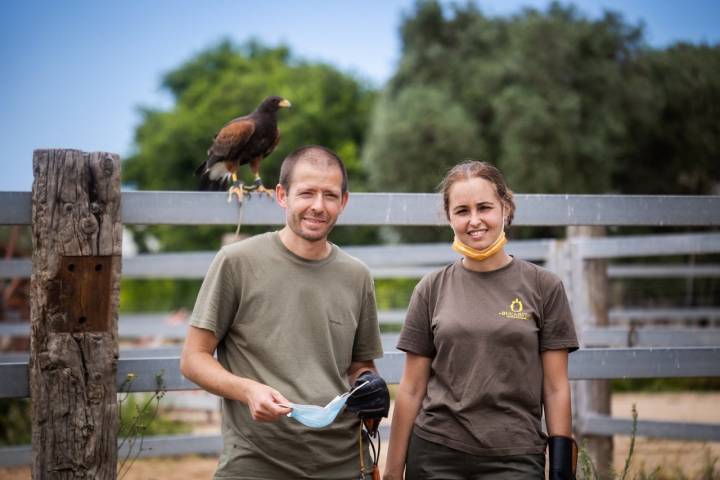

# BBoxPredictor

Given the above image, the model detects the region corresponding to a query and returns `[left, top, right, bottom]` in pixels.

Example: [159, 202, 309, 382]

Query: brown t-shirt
[397, 258, 578, 456]
[190, 232, 383, 479]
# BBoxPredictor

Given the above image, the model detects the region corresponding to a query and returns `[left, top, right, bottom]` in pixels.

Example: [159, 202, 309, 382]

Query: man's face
[276, 160, 348, 243]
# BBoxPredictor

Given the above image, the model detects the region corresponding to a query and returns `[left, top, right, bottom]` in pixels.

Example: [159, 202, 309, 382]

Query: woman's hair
[438, 160, 516, 226]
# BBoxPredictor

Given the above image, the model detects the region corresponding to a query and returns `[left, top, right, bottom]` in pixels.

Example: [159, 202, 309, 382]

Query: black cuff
[548, 436, 577, 480]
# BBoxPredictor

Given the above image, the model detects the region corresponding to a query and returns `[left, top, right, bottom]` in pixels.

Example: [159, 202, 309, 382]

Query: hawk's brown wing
[206, 118, 255, 166]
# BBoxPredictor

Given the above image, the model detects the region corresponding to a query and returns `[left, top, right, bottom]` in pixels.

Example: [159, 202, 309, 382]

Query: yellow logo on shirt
[499, 298, 531, 320]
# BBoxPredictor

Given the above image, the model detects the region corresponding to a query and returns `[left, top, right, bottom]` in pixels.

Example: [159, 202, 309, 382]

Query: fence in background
[1, 190, 720, 468]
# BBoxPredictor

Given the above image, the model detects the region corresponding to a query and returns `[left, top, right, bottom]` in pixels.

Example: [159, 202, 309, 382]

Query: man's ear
[275, 183, 288, 208]
[340, 191, 349, 211]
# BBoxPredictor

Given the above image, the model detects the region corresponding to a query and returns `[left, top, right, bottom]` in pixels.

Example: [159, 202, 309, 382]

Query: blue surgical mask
[282, 381, 368, 429]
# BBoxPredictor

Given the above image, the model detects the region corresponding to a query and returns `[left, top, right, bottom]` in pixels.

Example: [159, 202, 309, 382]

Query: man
[181, 145, 384, 479]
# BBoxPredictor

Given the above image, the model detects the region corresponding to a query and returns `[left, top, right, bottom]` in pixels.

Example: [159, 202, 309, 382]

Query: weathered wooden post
[30, 149, 122, 479]
[567, 226, 612, 474]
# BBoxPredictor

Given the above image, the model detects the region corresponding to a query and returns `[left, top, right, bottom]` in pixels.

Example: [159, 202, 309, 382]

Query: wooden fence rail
[3, 347, 720, 399]
[2, 233, 719, 279]
[2, 315, 720, 343]
[2, 191, 720, 226]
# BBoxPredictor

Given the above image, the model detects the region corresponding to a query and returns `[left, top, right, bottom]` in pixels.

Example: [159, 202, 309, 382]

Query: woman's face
[447, 177, 505, 250]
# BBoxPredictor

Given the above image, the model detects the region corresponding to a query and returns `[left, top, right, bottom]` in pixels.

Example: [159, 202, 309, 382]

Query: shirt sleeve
[539, 275, 579, 353]
[352, 274, 384, 362]
[396, 281, 436, 358]
[189, 249, 239, 340]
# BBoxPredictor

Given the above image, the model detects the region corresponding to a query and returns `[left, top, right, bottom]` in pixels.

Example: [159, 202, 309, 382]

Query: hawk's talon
[255, 185, 274, 198]
[227, 183, 245, 204]
[243, 177, 272, 197]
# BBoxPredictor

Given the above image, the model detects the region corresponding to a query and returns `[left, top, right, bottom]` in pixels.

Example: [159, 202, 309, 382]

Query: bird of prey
[195, 95, 291, 202]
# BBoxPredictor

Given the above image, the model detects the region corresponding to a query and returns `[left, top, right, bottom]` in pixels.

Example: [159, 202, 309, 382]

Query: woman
[384, 161, 578, 479]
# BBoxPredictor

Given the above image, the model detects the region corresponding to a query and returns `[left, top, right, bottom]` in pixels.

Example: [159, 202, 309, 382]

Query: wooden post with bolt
[30, 149, 122, 479]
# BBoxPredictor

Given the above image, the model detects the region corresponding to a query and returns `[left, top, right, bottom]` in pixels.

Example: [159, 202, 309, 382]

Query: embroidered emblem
[499, 297, 531, 320]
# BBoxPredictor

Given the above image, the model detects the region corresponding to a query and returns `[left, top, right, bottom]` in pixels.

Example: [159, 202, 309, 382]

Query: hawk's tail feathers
[194, 161, 207, 177]
[197, 169, 231, 191]
[195, 158, 233, 191]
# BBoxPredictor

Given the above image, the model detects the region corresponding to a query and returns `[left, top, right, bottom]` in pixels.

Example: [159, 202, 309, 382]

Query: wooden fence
[1, 150, 720, 471]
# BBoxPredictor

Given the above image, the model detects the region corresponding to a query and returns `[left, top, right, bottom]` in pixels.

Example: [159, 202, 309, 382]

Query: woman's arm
[383, 353, 432, 480]
[541, 349, 572, 436]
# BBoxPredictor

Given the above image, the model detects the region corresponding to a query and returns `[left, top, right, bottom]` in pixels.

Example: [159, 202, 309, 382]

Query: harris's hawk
[195, 95, 291, 201]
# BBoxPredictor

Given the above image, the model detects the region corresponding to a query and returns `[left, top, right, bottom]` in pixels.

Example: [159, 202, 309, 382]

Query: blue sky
[1, 1, 718, 191]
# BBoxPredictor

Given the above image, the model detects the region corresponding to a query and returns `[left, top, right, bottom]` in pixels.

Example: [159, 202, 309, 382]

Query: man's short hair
[279, 145, 348, 194]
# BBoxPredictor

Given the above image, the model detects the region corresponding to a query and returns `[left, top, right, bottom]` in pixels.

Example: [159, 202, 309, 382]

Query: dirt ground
[611, 392, 720, 478]
[2, 392, 718, 479]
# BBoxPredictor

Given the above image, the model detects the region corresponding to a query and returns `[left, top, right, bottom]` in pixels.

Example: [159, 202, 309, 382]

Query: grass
[117, 371, 191, 479]
[577, 404, 719, 479]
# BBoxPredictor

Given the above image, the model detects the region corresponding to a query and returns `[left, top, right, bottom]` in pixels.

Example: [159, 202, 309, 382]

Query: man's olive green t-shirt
[190, 232, 383, 479]
[397, 258, 578, 456]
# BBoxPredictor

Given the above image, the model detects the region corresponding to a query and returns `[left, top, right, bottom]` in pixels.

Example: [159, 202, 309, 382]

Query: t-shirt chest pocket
[327, 298, 358, 328]
[327, 299, 359, 351]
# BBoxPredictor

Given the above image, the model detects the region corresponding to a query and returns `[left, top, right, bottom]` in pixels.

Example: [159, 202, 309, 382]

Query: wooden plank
[582, 414, 720, 442]
[4, 192, 720, 226]
[30, 149, 122, 479]
[7, 324, 720, 348]
[576, 232, 720, 259]
[0, 434, 224, 468]
[3, 348, 720, 399]
[607, 264, 720, 278]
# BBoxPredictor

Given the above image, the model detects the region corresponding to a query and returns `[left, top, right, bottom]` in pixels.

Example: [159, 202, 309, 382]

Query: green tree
[615, 43, 720, 194]
[365, 1, 645, 196]
[364, 86, 484, 193]
[366, 0, 720, 200]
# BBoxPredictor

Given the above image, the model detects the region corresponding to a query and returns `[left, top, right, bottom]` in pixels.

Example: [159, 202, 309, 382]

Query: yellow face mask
[452, 231, 507, 261]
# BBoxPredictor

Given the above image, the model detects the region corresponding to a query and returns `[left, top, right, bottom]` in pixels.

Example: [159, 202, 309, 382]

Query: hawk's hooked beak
[279, 99, 292, 108]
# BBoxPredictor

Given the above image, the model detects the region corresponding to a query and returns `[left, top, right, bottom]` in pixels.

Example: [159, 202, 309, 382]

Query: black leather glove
[345, 371, 390, 420]
[548, 436, 578, 480]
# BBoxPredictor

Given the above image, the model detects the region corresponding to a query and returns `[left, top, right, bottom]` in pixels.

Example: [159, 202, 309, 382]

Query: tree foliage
[364, 1, 720, 197]
[365, 86, 483, 193]
[615, 43, 720, 194]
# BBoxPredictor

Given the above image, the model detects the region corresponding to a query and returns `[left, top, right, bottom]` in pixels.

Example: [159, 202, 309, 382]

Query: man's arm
[180, 326, 291, 422]
[346, 360, 377, 384]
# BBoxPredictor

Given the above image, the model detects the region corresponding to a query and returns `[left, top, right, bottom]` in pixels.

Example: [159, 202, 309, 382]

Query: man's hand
[243, 380, 292, 422]
[346, 371, 390, 420]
